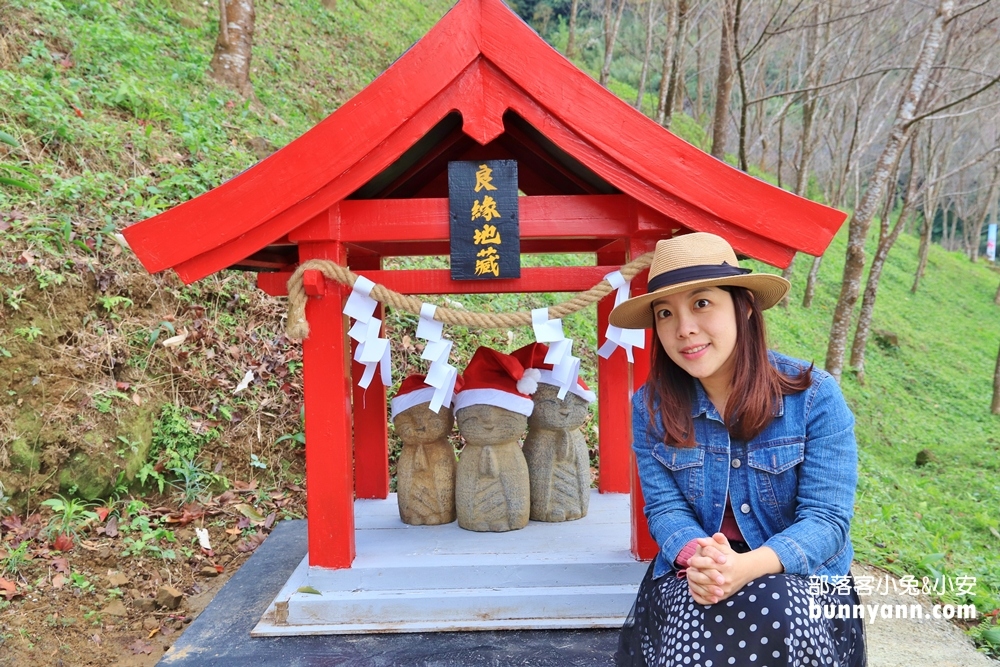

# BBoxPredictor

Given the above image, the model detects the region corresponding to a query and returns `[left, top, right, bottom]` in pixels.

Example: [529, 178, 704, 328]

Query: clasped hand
[685, 533, 747, 605]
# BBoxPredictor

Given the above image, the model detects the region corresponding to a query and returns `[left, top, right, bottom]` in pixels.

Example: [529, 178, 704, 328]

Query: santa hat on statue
[390, 374, 464, 421]
[452, 347, 541, 417]
[510, 343, 597, 403]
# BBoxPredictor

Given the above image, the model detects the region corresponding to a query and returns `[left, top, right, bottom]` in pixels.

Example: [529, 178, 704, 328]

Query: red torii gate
[123, 0, 845, 571]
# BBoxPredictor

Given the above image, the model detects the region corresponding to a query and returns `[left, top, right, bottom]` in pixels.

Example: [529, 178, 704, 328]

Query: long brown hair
[645, 286, 812, 447]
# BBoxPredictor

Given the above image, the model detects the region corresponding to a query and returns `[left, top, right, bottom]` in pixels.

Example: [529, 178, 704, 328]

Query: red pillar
[629, 238, 658, 561]
[349, 255, 390, 500]
[299, 243, 356, 569]
[596, 249, 631, 494]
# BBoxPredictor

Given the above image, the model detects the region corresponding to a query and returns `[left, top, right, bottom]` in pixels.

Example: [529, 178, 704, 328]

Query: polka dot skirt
[616, 565, 866, 667]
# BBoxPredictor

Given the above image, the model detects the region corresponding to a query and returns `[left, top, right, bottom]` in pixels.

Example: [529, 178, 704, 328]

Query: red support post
[350, 256, 390, 500]
[299, 243, 356, 569]
[596, 249, 631, 494]
[629, 239, 659, 561]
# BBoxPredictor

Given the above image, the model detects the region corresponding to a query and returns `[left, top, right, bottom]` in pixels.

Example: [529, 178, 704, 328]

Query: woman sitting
[610, 233, 865, 667]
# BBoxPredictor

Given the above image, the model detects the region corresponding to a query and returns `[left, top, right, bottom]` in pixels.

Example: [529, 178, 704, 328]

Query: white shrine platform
[253, 490, 649, 635]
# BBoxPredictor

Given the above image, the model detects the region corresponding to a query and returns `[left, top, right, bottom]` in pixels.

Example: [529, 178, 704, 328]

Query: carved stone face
[528, 383, 591, 430]
[455, 404, 528, 446]
[393, 404, 454, 444]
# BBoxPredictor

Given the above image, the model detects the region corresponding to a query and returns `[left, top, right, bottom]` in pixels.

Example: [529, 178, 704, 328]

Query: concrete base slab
[159, 518, 631, 667]
[253, 491, 647, 635]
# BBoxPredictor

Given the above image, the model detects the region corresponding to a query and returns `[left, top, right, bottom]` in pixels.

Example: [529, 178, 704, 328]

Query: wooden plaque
[449, 160, 520, 281]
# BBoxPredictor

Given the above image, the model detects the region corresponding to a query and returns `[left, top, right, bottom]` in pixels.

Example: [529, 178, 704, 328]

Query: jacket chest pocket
[652, 444, 705, 502]
[747, 440, 804, 508]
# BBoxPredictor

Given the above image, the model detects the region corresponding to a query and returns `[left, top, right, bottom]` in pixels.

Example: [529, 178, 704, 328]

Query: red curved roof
[123, 0, 846, 284]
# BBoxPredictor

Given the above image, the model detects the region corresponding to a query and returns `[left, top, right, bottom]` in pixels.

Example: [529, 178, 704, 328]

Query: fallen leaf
[297, 586, 321, 595]
[234, 504, 265, 524]
[52, 574, 66, 589]
[52, 533, 74, 552]
[50, 557, 69, 573]
[147, 627, 160, 639]
[96, 507, 110, 522]
[215, 490, 236, 505]
[91, 633, 102, 646]
[263, 512, 277, 531]
[237, 531, 266, 553]
[161, 328, 189, 348]
[0, 578, 18, 600]
[225, 526, 241, 535]
[17, 250, 34, 266]
[129, 639, 153, 655]
[105, 515, 119, 538]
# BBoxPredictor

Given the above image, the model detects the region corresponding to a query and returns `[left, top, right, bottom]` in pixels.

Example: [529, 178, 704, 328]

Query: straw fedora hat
[608, 233, 790, 329]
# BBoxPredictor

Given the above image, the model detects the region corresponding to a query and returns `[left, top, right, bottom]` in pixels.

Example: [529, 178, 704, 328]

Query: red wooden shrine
[123, 0, 846, 569]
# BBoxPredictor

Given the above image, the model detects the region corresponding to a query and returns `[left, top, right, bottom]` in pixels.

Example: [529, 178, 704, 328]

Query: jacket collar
[690, 378, 786, 420]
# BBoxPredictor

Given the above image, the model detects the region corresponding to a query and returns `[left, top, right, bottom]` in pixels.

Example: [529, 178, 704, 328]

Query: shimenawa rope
[285, 253, 654, 340]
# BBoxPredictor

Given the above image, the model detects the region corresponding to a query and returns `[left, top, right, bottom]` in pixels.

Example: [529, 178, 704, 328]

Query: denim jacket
[633, 351, 857, 580]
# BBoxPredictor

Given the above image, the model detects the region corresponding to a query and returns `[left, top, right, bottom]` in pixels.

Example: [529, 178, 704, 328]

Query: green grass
[749, 225, 1000, 622]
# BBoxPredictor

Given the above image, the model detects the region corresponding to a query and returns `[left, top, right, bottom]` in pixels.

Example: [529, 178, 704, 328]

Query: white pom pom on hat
[453, 347, 537, 417]
[510, 342, 597, 403]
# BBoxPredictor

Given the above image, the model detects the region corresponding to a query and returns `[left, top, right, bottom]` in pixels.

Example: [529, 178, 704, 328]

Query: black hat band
[646, 262, 752, 293]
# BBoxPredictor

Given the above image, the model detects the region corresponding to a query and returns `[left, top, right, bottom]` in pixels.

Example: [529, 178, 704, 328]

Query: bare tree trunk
[695, 21, 704, 120]
[710, 0, 736, 160]
[912, 207, 934, 293]
[209, 0, 255, 97]
[824, 0, 954, 382]
[636, 0, 657, 110]
[566, 0, 580, 58]
[600, 0, 628, 87]
[851, 138, 921, 383]
[992, 341, 1000, 414]
[802, 255, 823, 308]
[732, 0, 750, 170]
[656, 0, 679, 124]
[780, 11, 824, 308]
[670, 0, 689, 118]
[969, 166, 1000, 262]
[776, 110, 784, 189]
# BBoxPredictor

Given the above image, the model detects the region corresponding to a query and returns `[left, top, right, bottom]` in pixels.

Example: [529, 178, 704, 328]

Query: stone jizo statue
[512, 342, 596, 523]
[391, 375, 458, 526]
[452, 347, 539, 532]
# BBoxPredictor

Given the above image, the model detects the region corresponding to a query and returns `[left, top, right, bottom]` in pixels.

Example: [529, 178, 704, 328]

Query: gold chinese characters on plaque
[448, 160, 519, 281]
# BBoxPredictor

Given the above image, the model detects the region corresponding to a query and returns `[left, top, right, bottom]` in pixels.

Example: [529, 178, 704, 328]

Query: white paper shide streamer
[416, 303, 459, 412]
[531, 308, 581, 400]
[343, 276, 392, 389]
[598, 270, 646, 362]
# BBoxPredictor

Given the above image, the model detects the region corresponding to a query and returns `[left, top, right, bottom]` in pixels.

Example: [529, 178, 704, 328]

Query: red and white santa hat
[510, 342, 596, 403]
[452, 347, 541, 417]
[390, 374, 463, 421]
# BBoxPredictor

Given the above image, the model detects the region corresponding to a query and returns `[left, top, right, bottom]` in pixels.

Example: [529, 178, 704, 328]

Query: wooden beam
[336, 195, 632, 244]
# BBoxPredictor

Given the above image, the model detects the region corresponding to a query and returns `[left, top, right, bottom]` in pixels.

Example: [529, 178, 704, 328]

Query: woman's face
[652, 286, 740, 395]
